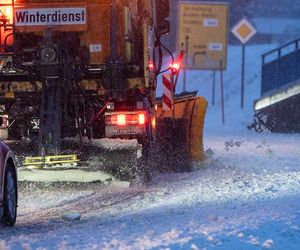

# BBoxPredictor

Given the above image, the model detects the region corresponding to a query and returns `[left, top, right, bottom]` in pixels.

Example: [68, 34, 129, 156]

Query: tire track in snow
[16, 187, 146, 225]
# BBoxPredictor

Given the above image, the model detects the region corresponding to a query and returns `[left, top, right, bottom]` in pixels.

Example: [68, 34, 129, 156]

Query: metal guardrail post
[276, 49, 281, 88]
[293, 41, 298, 83]
[261, 55, 265, 95]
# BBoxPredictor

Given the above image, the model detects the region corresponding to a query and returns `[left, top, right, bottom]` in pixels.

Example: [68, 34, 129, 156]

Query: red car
[0, 138, 18, 226]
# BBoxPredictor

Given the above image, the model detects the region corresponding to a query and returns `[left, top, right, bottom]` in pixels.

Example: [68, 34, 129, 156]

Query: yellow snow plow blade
[23, 154, 79, 169]
[156, 94, 208, 161]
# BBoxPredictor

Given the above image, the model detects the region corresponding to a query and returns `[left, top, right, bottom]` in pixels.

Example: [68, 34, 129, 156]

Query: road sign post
[231, 18, 256, 109]
[220, 60, 225, 124]
[212, 70, 216, 106]
[183, 35, 189, 92]
[241, 44, 246, 109]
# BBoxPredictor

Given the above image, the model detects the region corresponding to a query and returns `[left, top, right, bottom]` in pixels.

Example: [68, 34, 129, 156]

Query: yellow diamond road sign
[232, 18, 256, 44]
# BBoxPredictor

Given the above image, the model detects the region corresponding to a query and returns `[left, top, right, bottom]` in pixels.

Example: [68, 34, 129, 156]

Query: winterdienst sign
[15, 8, 86, 26]
[14, 6, 87, 32]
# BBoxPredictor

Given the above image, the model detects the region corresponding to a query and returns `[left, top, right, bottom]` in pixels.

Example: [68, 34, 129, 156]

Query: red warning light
[148, 61, 155, 71]
[170, 62, 181, 74]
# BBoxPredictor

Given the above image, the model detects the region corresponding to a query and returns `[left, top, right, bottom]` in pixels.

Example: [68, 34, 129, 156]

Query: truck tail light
[117, 114, 126, 126]
[151, 117, 156, 129]
[106, 112, 147, 126]
[138, 113, 145, 125]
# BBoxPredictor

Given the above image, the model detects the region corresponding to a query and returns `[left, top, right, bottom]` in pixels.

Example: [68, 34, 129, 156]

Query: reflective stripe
[162, 74, 173, 111]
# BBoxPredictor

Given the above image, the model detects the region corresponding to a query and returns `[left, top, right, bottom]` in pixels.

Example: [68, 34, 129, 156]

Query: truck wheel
[134, 139, 153, 185]
[1, 164, 17, 226]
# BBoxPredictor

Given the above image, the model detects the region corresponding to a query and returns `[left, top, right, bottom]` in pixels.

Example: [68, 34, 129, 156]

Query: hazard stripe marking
[163, 95, 172, 110]
[163, 85, 172, 99]
[162, 74, 173, 111]
[163, 75, 173, 91]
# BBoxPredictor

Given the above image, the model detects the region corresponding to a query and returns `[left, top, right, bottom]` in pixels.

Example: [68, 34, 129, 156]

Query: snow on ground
[1, 44, 300, 250]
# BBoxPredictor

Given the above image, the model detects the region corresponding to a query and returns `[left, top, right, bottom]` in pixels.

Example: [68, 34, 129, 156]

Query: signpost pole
[183, 36, 189, 92]
[220, 60, 225, 124]
[241, 44, 246, 109]
[231, 18, 256, 109]
[212, 70, 216, 105]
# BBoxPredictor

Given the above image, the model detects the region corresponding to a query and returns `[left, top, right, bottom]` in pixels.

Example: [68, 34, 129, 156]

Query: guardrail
[261, 38, 300, 95]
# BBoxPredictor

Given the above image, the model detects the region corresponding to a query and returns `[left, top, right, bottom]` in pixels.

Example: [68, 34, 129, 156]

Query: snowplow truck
[0, 0, 207, 181]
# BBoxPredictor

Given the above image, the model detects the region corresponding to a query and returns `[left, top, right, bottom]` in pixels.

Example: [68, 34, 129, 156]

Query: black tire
[1, 164, 17, 226]
[136, 140, 153, 184]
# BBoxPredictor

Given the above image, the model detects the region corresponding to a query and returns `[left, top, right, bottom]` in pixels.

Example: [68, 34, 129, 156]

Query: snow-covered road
[1, 43, 300, 249]
[1, 132, 300, 250]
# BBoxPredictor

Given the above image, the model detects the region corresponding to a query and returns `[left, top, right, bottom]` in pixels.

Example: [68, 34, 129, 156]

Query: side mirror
[156, 0, 170, 35]
[157, 20, 170, 35]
